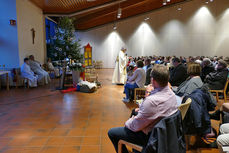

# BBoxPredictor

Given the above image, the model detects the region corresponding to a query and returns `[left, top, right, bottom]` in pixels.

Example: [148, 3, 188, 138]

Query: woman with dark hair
[123, 60, 146, 103]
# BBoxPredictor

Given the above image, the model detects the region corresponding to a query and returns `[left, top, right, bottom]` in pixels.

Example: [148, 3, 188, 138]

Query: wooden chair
[210, 79, 229, 102]
[98, 61, 103, 69]
[85, 68, 98, 82]
[178, 98, 192, 120]
[43, 63, 55, 78]
[22, 78, 30, 88]
[14, 68, 29, 88]
[134, 87, 146, 102]
[94, 61, 100, 69]
[118, 140, 142, 153]
[177, 98, 193, 150]
[42, 64, 48, 71]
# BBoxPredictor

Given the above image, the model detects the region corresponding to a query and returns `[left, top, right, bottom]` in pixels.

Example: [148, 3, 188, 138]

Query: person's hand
[146, 84, 154, 92]
[145, 84, 154, 97]
[135, 108, 139, 112]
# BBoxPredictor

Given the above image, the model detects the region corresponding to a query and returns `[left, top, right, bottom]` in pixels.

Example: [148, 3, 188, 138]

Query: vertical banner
[84, 43, 92, 67]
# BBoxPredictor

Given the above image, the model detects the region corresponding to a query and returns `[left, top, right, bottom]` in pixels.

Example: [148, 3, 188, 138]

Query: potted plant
[69, 61, 85, 84]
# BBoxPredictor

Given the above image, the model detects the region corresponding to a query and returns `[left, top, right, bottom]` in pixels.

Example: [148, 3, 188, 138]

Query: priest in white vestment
[21, 58, 38, 87]
[112, 48, 128, 84]
[29, 55, 50, 85]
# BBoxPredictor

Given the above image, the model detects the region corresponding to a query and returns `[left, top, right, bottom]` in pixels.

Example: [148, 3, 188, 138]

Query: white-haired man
[29, 55, 50, 85]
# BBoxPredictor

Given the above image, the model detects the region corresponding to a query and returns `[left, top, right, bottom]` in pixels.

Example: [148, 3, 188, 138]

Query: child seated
[126, 65, 135, 84]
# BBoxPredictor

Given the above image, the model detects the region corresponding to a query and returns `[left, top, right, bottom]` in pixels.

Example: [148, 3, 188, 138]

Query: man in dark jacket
[205, 60, 228, 90]
[201, 58, 215, 81]
[144, 59, 153, 85]
[145, 67, 152, 86]
[169, 57, 188, 86]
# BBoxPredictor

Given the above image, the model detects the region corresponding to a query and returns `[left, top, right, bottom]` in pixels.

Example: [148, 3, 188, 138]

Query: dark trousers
[108, 127, 149, 153]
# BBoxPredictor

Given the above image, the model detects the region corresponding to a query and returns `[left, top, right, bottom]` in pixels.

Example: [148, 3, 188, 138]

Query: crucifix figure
[31, 28, 35, 44]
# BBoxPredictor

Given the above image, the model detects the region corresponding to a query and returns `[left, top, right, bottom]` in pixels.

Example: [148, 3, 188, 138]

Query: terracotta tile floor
[0, 69, 221, 153]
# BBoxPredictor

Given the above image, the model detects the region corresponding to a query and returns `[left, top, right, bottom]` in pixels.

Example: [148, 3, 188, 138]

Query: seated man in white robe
[21, 58, 38, 87]
[29, 55, 50, 85]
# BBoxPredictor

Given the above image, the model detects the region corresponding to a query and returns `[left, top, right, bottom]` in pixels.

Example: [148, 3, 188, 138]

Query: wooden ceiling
[30, 0, 187, 30]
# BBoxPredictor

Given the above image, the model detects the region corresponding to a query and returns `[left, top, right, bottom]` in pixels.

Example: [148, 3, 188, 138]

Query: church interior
[0, 0, 229, 153]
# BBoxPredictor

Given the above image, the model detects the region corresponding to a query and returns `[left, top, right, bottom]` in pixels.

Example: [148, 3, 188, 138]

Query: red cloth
[61, 87, 76, 93]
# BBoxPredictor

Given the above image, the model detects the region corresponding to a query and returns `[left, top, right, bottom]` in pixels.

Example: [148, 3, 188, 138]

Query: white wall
[77, 0, 229, 68]
[16, 0, 46, 65]
[0, 0, 20, 68]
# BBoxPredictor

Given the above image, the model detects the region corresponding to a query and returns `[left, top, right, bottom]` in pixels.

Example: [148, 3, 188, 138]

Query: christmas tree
[48, 17, 84, 71]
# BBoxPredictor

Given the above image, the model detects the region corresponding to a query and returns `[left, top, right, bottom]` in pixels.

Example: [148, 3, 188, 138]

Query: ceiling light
[118, 8, 122, 16]
[167, 0, 171, 2]
[210, 0, 213, 2]
[163, 0, 167, 5]
[117, 6, 122, 19]
[205, 1, 209, 4]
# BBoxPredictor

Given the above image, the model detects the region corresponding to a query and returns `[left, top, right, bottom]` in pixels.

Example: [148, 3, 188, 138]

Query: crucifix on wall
[31, 28, 35, 44]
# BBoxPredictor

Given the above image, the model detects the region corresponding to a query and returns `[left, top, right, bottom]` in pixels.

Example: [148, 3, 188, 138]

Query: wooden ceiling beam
[73, 0, 148, 23]
[30, 0, 188, 30]
[30, 0, 114, 14]
[75, 0, 186, 30]
[75, 0, 157, 29]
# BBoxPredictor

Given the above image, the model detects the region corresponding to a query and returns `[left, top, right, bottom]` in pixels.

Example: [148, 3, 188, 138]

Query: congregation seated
[173, 63, 203, 97]
[145, 67, 152, 86]
[163, 56, 172, 68]
[212, 56, 219, 67]
[201, 58, 215, 81]
[224, 57, 229, 78]
[169, 57, 188, 86]
[109, 65, 178, 153]
[126, 65, 135, 78]
[28, 55, 50, 85]
[144, 59, 153, 85]
[204, 59, 228, 90]
[142, 58, 152, 72]
[130, 56, 229, 89]
[21, 58, 38, 87]
[122, 60, 146, 103]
